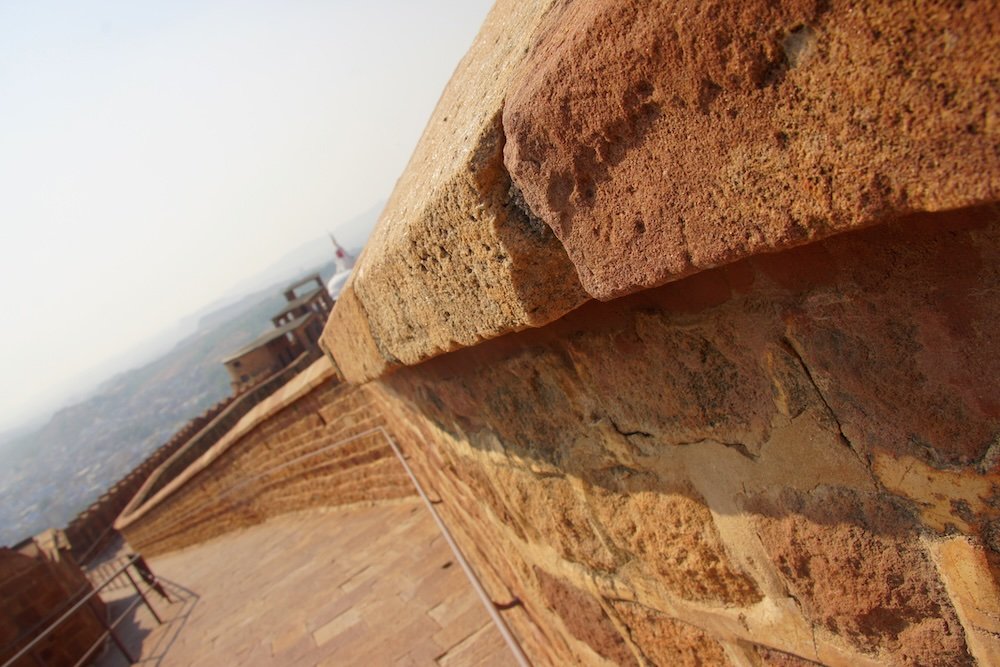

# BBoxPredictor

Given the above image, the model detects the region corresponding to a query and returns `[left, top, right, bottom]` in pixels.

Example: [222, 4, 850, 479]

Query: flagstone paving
[94, 500, 514, 666]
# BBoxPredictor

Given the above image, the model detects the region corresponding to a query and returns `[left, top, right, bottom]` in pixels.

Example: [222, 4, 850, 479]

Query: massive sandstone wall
[115, 359, 414, 557]
[0, 533, 106, 666]
[321, 1, 1000, 665]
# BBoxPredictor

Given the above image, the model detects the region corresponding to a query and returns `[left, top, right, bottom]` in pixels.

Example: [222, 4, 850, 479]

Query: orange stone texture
[316, 1, 1000, 665]
[103, 1, 1000, 665]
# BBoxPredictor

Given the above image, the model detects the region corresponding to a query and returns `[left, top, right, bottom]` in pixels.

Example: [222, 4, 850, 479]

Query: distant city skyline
[0, 0, 494, 431]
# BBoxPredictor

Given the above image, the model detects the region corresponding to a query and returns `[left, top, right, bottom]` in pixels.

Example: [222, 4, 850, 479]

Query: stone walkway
[94, 500, 513, 666]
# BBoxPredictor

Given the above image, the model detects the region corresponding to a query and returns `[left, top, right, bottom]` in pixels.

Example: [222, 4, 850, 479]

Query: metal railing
[378, 426, 532, 667]
[2, 554, 170, 667]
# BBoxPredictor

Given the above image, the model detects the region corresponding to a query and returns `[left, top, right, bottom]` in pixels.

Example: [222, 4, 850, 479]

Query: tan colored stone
[504, 0, 1000, 300]
[873, 453, 999, 534]
[322, 0, 587, 383]
[320, 281, 391, 382]
[490, 467, 619, 572]
[430, 591, 490, 651]
[586, 483, 762, 606]
[928, 536, 1000, 665]
[106, 503, 511, 665]
[750, 644, 823, 666]
[437, 621, 514, 667]
[610, 600, 732, 666]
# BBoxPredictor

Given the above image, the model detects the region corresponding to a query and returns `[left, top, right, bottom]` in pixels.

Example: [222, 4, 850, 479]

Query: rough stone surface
[609, 600, 731, 667]
[750, 487, 971, 665]
[319, 281, 390, 382]
[751, 645, 824, 666]
[321, 0, 587, 382]
[929, 537, 1000, 665]
[349, 207, 999, 665]
[307, 2, 1000, 664]
[492, 467, 619, 573]
[587, 483, 762, 606]
[533, 567, 638, 665]
[504, 0, 1000, 300]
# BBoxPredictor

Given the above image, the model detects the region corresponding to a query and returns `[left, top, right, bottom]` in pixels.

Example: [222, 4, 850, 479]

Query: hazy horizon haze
[0, 0, 495, 432]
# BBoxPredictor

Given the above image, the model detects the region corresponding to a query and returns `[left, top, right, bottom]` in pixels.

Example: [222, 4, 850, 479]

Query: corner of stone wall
[320, 0, 588, 385]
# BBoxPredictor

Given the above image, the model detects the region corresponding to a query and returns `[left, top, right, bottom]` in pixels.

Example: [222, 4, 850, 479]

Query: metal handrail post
[86, 602, 134, 664]
[123, 568, 162, 624]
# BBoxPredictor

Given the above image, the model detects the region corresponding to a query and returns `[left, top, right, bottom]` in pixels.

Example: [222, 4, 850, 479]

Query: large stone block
[504, 0, 1000, 299]
[609, 600, 731, 667]
[369, 208, 998, 664]
[321, 0, 587, 383]
[750, 487, 971, 665]
[587, 482, 761, 606]
[533, 566, 638, 665]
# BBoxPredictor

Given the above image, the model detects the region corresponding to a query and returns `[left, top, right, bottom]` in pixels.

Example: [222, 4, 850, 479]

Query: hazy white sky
[0, 0, 494, 430]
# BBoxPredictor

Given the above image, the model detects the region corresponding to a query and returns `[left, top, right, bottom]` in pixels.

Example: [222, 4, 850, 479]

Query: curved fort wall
[114, 357, 414, 557]
[62, 350, 320, 563]
[62, 394, 239, 562]
[319, 1, 1000, 665]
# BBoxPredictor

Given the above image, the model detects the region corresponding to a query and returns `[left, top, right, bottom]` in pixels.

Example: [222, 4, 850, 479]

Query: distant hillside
[0, 262, 339, 546]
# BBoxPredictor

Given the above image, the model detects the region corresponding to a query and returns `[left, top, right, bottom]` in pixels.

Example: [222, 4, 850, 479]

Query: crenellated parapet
[62, 393, 241, 562]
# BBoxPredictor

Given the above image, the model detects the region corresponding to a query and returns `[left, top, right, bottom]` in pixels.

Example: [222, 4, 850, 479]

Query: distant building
[222, 274, 332, 394]
[325, 233, 354, 300]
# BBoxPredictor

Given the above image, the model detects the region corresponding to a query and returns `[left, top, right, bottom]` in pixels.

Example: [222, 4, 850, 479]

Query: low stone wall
[115, 358, 414, 557]
[318, 1, 1000, 665]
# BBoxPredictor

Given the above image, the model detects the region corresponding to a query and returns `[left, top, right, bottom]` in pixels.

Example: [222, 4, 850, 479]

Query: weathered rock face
[750, 487, 970, 664]
[363, 208, 998, 665]
[322, 0, 587, 382]
[319, 0, 1000, 664]
[504, 0, 1000, 299]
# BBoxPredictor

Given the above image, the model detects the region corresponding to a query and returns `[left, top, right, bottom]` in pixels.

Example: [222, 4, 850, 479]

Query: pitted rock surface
[321, 0, 586, 383]
[503, 0, 1000, 299]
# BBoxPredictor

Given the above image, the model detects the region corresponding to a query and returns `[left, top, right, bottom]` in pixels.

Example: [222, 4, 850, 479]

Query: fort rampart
[62, 394, 237, 562]
[114, 357, 414, 557]
[317, 1, 1000, 664]
[63, 350, 322, 562]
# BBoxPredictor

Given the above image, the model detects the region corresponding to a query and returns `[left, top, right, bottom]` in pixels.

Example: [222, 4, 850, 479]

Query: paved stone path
[94, 500, 513, 666]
